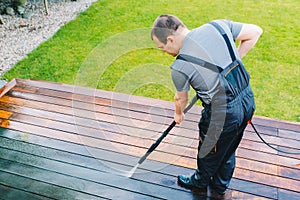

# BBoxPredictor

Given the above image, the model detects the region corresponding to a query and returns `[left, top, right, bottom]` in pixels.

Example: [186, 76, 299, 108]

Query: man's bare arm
[236, 24, 263, 58]
[174, 91, 188, 124]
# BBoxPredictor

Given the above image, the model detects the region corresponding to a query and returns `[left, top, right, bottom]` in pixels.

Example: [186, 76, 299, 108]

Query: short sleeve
[223, 20, 243, 41]
[171, 70, 190, 92]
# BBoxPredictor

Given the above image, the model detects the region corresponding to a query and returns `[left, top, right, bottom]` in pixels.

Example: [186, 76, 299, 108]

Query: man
[151, 14, 262, 195]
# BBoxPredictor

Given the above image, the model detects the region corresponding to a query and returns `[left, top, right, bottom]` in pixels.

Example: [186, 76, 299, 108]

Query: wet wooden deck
[0, 78, 299, 200]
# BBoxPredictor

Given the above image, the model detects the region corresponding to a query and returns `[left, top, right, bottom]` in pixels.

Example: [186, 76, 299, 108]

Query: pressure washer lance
[127, 95, 199, 178]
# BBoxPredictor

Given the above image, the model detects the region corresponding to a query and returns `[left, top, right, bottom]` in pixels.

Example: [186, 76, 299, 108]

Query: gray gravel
[0, 0, 96, 77]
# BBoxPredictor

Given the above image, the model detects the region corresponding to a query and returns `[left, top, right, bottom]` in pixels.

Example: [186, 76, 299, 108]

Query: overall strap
[176, 54, 223, 73]
[209, 21, 236, 62]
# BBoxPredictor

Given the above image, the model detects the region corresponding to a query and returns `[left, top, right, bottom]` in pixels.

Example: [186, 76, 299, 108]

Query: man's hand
[174, 112, 185, 124]
[174, 91, 188, 124]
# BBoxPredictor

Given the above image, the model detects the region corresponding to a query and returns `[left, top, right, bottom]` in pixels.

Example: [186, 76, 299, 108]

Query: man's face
[153, 35, 179, 57]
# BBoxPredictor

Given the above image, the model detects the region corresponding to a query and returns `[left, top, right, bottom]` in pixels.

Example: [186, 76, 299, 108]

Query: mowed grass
[2, 0, 299, 122]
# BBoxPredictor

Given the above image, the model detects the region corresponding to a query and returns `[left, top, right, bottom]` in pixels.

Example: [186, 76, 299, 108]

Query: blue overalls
[177, 22, 255, 194]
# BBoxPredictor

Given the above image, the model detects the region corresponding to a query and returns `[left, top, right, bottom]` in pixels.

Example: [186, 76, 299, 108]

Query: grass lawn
[2, 0, 299, 122]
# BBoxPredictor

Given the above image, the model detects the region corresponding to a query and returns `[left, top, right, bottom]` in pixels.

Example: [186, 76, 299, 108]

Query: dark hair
[151, 14, 186, 44]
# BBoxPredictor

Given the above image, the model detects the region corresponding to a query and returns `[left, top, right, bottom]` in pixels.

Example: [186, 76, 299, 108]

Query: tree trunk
[0, 15, 4, 25]
[44, 0, 49, 15]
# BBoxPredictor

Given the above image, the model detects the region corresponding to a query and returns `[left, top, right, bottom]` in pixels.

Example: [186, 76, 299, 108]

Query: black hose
[250, 122, 300, 155]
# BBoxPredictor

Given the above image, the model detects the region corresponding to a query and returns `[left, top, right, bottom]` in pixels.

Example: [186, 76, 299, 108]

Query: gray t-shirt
[171, 20, 243, 104]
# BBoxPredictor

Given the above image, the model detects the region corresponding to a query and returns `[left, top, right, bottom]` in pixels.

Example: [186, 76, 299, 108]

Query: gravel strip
[0, 0, 97, 77]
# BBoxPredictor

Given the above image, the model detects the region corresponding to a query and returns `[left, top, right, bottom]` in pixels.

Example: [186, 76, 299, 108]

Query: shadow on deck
[0, 78, 299, 199]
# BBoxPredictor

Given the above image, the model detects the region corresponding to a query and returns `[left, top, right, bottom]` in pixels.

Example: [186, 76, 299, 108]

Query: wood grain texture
[0, 78, 299, 200]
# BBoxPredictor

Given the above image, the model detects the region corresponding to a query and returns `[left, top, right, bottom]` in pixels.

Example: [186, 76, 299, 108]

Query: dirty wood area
[0, 78, 299, 199]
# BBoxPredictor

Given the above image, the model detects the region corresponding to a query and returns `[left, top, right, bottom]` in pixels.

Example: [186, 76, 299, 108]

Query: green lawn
[2, 0, 299, 122]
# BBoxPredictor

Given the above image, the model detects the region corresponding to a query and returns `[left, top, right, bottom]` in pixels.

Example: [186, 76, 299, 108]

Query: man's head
[151, 14, 189, 57]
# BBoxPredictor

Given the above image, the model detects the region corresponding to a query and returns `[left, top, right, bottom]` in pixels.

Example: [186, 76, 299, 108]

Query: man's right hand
[174, 112, 185, 124]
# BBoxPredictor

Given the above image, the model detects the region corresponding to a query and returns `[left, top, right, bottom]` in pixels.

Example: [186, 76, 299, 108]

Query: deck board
[0, 78, 299, 199]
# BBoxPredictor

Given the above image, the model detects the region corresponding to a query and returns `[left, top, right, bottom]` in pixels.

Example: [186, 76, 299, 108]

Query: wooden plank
[9, 83, 300, 139]
[2, 119, 298, 194]
[11, 85, 201, 122]
[1, 111, 198, 152]
[278, 129, 300, 140]
[0, 79, 299, 199]
[6, 88, 198, 134]
[236, 148, 300, 171]
[1, 112, 298, 188]
[278, 189, 300, 200]
[0, 183, 53, 200]
[0, 130, 276, 199]
[1, 94, 299, 154]
[1, 105, 299, 171]
[2, 113, 300, 177]
[229, 178, 277, 199]
[252, 116, 300, 132]
[0, 170, 115, 200]
[0, 158, 167, 200]
[234, 168, 299, 192]
[0, 107, 299, 183]
[1, 101, 299, 166]
[1, 86, 298, 154]
[236, 157, 300, 181]
[0, 95, 199, 140]
[0, 79, 16, 98]
[13, 110, 197, 152]
[0, 119, 198, 169]
[15, 78, 201, 115]
[0, 101, 296, 166]
[4, 86, 300, 148]
[16, 78, 300, 131]
[1, 126, 298, 198]
[0, 141, 212, 199]
[8, 88, 299, 159]
[240, 134, 300, 160]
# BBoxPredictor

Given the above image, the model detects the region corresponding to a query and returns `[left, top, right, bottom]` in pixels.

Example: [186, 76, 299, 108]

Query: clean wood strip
[4, 113, 198, 159]
[1, 99, 299, 164]
[0, 119, 198, 169]
[2, 109, 300, 170]
[2, 102, 299, 164]
[0, 101, 298, 170]
[1, 120, 299, 193]
[0, 100, 296, 154]
[1, 107, 299, 170]
[0, 182, 54, 200]
[0, 160, 158, 200]
[0, 149, 202, 200]
[0, 133, 279, 199]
